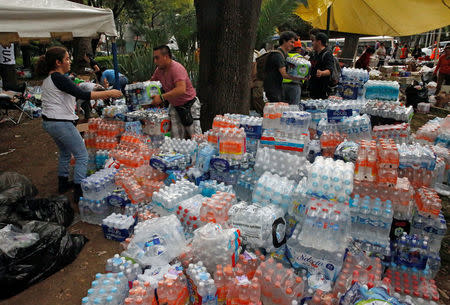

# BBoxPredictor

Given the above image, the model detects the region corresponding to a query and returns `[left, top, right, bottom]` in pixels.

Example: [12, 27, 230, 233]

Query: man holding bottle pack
[149, 45, 201, 139]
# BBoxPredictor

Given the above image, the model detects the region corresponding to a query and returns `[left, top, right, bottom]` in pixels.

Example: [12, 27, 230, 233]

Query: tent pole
[111, 37, 120, 90]
[326, 6, 331, 37]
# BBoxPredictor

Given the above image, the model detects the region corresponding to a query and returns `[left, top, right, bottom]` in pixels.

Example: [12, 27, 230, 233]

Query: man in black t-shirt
[263, 31, 304, 102]
[83, 53, 101, 81]
[309, 32, 334, 99]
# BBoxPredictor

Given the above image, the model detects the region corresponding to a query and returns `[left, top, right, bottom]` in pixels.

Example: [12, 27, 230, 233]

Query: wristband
[160, 94, 165, 103]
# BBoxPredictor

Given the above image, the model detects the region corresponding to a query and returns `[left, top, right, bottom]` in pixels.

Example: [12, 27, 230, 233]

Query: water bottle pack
[160, 137, 198, 156]
[326, 100, 364, 119]
[253, 257, 305, 305]
[262, 102, 292, 130]
[334, 252, 384, 297]
[150, 267, 189, 305]
[124, 280, 156, 305]
[212, 115, 240, 129]
[195, 143, 217, 173]
[300, 99, 328, 129]
[341, 67, 369, 83]
[341, 114, 372, 141]
[198, 191, 236, 226]
[228, 201, 285, 252]
[81, 272, 129, 305]
[124, 81, 162, 106]
[150, 153, 191, 173]
[353, 177, 415, 220]
[354, 139, 399, 184]
[214, 262, 262, 305]
[413, 187, 442, 218]
[88, 118, 125, 135]
[126, 109, 171, 136]
[252, 172, 296, 212]
[111, 146, 149, 169]
[349, 194, 393, 247]
[119, 132, 151, 147]
[81, 168, 118, 200]
[102, 213, 136, 241]
[377, 138, 400, 184]
[305, 156, 354, 202]
[392, 233, 429, 271]
[259, 128, 310, 156]
[175, 194, 206, 232]
[364, 80, 400, 101]
[103, 104, 128, 118]
[385, 269, 440, 303]
[190, 223, 240, 272]
[373, 123, 410, 144]
[105, 254, 142, 283]
[254, 147, 309, 181]
[233, 169, 257, 202]
[287, 198, 348, 280]
[320, 131, 346, 157]
[122, 215, 187, 267]
[286, 55, 311, 78]
[290, 197, 349, 253]
[79, 197, 118, 225]
[279, 111, 311, 134]
[198, 179, 234, 197]
[410, 212, 446, 254]
[362, 100, 413, 122]
[397, 143, 436, 171]
[214, 127, 246, 159]
[186, 261, 218, 305]
[152, 180, 199, 211]
[239, 116, 263, 149]
[115, 170, 147, 204]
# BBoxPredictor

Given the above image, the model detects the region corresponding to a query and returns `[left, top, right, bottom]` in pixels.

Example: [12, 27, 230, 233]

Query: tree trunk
[72, 37, 93, 74]
[195, 0, 262, 131]
[340, 33, 360, 67]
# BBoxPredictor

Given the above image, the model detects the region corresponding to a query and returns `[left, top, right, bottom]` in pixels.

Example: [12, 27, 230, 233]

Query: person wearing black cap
[309, 32, 334, 99]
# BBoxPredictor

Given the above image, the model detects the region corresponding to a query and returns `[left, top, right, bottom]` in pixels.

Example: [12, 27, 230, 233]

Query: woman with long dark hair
[36, 47, 122, 202]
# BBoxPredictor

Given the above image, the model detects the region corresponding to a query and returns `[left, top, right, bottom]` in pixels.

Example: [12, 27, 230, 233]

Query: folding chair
[0, 84, 33, 125]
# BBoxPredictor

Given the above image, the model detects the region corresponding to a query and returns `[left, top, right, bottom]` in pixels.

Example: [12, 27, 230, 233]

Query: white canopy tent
[0, 0, 122, 88]
[0, 0, 117, 45]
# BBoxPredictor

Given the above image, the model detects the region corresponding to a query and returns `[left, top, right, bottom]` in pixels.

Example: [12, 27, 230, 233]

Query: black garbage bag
[0, 220, 87, 299]
[405, 83, 428, 109]
[16, 196, 74, 227]
[0, 172, 38, 222]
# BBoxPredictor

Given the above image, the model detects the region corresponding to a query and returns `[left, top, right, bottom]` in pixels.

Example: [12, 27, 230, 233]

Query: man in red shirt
[150, 45, 201, 139]
[434, 44, 450, 95]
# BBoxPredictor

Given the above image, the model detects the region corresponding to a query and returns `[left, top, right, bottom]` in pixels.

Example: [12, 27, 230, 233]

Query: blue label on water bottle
[150, 158, 167, 172]
[327, 109, 352, 123]
[210, 158, 230, 172]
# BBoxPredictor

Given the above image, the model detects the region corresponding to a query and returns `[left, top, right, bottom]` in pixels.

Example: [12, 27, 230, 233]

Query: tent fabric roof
[0, 0, 117, 44]
[295, 0, 450, 36]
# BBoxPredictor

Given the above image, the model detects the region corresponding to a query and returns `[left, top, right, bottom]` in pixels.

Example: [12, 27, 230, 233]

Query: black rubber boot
[74, 183, 82, 204]
[58, 176, 74, 194]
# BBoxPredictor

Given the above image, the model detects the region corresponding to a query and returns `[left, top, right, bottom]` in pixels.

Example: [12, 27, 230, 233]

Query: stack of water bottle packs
[76, 102, 447, 305]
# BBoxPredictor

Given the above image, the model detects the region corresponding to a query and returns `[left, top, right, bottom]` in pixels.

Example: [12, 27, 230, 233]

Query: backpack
[256, 50, 284, 81]
[322, 50, 341, 87]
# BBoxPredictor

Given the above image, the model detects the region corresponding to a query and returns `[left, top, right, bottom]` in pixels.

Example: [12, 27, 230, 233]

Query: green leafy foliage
[256, 0, 302, 48]
[113, 48, 155, 83]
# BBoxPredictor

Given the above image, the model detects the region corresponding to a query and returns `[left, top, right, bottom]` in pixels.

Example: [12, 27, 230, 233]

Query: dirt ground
[0, 111, 449, 305]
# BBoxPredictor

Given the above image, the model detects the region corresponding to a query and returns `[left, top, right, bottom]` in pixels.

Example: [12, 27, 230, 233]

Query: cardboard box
[77, 122, 89, 132]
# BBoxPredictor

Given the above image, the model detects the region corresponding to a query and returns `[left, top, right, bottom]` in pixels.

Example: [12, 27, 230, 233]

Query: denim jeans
[42, 121, 88, 184]
[282, 83, 301, 105]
